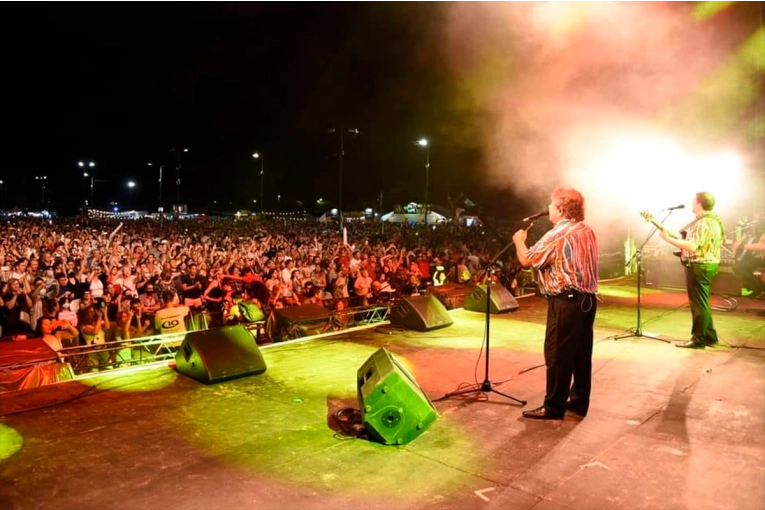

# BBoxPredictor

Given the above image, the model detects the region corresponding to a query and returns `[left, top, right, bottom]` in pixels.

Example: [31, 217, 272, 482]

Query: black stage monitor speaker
[427, 283, 474, 310]
[389, 294, 453, 332]
[268, 303, 334, 341]
[464, 284, 519, 314]
[175, 325, 267, 384]
[357, 348, 438, 445]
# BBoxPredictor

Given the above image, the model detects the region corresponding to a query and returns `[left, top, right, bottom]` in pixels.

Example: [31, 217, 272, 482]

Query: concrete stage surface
[1, 276, 763, 510]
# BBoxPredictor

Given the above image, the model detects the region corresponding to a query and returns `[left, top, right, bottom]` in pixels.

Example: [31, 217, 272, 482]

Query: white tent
[381, 202, 447, 224]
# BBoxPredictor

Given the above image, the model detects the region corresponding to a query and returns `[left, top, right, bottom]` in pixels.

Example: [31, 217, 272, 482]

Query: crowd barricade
[50, 296, 395, 376]
[57, 331, 189, 375]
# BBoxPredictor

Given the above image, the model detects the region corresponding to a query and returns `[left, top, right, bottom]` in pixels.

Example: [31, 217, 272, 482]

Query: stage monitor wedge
[464, 284, 519, 314]
[357, 348, 438, 445]
[268, 303, 333, 341]
[175, 325, 267, 384]
[389, 294, 453, 331]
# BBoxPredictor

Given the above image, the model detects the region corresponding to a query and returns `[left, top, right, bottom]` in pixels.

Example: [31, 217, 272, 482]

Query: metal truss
[55, 302, 392, 377]
[56, 331, 189, 375]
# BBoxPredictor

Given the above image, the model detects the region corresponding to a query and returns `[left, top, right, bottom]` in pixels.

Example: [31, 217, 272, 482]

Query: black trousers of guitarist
[543, 291, 597, 416]
[685, 262, 719, 346]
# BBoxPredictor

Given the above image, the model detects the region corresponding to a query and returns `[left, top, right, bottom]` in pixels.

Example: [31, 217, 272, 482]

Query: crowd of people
[0, 215, 527, 352]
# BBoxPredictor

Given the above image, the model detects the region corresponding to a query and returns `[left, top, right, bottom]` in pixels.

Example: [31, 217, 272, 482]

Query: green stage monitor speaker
[357, 348, 438, 445]
[464, 284, 519, 314]
[389, 294, 453, 331]
[175, 325, 267, 384]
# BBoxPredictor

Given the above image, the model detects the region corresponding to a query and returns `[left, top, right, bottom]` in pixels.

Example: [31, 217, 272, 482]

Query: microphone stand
[613, 210, 676, 342]
[442, 222, 530, 406]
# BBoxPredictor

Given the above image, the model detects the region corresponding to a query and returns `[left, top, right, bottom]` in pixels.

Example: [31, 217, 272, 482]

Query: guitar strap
[681, 212, 726, 240]
[679, 220, 696, 239]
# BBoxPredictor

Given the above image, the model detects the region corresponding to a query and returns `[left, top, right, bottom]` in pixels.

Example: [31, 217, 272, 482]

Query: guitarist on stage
[657, 192, 725, 349]
[733, 229, 765, 299]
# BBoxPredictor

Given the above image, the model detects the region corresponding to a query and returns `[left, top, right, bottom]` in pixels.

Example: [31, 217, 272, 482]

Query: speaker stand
[443, 278, 526, 406]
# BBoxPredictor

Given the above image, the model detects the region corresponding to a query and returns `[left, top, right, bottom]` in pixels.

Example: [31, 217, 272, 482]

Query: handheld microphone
[522, 210, 550, 222]
[661, 204, 685, 211]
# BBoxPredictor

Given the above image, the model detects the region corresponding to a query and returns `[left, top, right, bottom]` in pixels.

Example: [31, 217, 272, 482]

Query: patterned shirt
[525, 220, 599, 296]
[681, 212, 725, 265]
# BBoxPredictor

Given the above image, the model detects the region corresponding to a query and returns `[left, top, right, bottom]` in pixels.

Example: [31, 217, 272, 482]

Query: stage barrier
[35, 302, 392, 380]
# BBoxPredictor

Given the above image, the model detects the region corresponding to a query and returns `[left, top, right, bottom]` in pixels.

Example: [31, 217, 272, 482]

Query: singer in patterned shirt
[512, 187, 599, 420]
[658, 191, 725, 349]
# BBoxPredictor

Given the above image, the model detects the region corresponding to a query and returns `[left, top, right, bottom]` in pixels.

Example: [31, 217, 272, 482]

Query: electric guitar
[733, 217, 754, 263]
[639, 211, 683, 258]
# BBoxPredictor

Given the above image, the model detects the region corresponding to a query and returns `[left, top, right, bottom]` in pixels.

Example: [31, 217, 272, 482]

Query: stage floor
[1, 276, 764, 510]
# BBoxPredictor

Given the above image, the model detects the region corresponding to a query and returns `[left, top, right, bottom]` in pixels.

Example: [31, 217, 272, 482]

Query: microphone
[522, 210, 550, 222]
[661, 204, 685, 211]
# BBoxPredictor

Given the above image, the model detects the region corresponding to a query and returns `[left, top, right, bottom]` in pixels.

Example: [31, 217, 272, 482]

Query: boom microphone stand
[613, 211, 675, 342]
[443, 236, 527, 405]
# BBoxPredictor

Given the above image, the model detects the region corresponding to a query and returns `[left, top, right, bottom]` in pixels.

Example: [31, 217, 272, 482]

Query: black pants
[685, 263, 719, 345]
[543, 291, 597, 415]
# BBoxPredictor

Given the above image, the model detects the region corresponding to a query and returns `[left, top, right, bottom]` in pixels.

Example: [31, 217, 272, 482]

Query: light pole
[328, 128, 359, 229]
[0, 180, 5, 211]
[417, 138, 430, 223]
[79, 161, 95, 208]
[169, 146, 188, 212]
[252, 152, 264, 213]
[83, 172, 93, 207]
[35, 176, 47, 209]
[148, 163, 166, 212]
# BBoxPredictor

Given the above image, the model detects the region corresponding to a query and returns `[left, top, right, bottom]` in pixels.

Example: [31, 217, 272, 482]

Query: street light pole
[35, 176, 47, 209]
[149, 162, 165, 212]
[0, 180, 5, 211]
[328, 128, 359, 229]
[339, 132, 344, 227]
[150, 162, 166, 227]
[78, 161, 96, 208]
[253, 153, 264, 213]
[417, 138, 430, 224]
[83, 173, 94, 207]
[170, 146, 188, 213]
[159, 165, 165, 210]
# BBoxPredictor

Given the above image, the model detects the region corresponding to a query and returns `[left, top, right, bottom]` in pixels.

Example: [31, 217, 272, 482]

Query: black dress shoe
[522, 406, 564, 420]
[705, 339, 719, 346]
[566, 402, 588, 417]
[676, 340, 705, 349]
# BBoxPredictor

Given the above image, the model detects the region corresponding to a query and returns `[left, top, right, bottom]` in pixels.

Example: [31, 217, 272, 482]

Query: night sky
[1, 2, 761, 220]
[1, 3, 493, 215]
